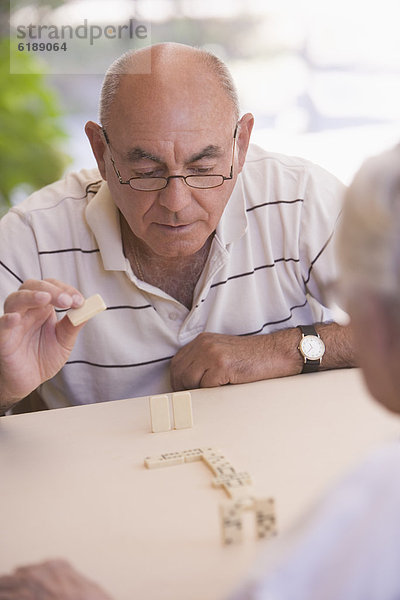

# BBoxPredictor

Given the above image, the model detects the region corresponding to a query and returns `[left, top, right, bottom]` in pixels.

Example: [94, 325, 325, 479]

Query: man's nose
[157, 176, 192, 211]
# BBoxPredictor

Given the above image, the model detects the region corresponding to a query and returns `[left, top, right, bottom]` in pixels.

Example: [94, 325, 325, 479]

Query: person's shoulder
[11, 168, 103, 215]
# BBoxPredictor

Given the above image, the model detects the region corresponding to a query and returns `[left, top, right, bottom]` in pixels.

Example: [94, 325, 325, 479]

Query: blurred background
[2, 0, 400, 216]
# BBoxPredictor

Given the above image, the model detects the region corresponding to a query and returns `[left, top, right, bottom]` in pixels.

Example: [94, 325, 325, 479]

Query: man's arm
[170, 322, 356, 391]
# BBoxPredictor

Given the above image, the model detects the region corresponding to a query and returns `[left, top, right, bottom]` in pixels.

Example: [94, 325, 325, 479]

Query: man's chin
[151, 240, 209, 259]
[146, 223, 211, 257]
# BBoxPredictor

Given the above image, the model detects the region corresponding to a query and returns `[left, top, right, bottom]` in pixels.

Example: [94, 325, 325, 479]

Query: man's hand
[170, 324, 356, 391]
[0, 279, 86, 412]
[170, 330, 302, 390]
[0, 559, 113, 600]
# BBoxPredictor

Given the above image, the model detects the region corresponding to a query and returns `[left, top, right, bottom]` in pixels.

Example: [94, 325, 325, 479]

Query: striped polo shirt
[0, 144, 344, 408]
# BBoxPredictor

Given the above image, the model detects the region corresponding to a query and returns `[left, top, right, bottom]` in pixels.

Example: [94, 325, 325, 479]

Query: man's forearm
[315, 322, 356, 370]
[170, 322, 357, 390]
[235, 321, 356, 381]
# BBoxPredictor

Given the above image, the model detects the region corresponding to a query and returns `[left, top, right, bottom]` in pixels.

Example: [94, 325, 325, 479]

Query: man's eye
[190, 167, 214, 174]
[134, 170, 163, 178]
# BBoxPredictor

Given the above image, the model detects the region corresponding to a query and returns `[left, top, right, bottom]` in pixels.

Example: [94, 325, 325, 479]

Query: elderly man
[0, 43, 354, 412]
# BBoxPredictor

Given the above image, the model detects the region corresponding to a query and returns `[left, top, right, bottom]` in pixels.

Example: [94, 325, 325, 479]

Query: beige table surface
[1, 368, 400, 599]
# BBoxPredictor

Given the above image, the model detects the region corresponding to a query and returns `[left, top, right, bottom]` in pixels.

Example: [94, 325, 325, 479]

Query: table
[1, 369, 400, 599]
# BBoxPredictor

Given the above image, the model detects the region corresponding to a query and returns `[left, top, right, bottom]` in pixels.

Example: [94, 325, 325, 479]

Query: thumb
[55, 315, 86, 351]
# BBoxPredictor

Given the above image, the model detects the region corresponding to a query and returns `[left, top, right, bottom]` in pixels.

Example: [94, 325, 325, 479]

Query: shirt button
[169, 312, 178, 321]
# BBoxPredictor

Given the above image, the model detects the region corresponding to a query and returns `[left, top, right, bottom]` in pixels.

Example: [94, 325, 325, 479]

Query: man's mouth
[156, 222, 193, 230]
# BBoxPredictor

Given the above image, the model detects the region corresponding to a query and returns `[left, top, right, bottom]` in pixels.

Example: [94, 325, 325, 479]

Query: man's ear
[236, 113, 254, 173]
[85, 121, 107, 180]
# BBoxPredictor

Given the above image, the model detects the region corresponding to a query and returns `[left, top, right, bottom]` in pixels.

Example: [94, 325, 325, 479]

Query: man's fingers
[170, 333, 238, 391]
[199, 368, 230, 389]
[170, 358, 203, 391]
[0, 312, 21, 331]
[175, 367, 229, 390]
[42, 278, 84, 306]
[4, 290, 52, 314]
[20, 279, 84, 307]
[4, 281, 84, 314]
[170, 340, 207, 390]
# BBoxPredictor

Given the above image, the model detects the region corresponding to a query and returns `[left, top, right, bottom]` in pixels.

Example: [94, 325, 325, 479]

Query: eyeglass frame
[101, 124, 238, 191]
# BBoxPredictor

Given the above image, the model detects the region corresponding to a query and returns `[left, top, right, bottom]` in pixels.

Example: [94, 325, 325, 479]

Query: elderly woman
[229, 144, 400, 600]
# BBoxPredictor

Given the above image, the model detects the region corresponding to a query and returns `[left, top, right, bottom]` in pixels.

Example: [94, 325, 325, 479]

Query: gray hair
[99, 45, 240, 129]
[337, 144, 400, 303]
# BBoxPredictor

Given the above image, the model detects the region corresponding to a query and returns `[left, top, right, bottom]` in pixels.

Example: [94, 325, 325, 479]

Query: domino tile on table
[149, 394, 171, 433]
[212, 472, 253, 499]
[182, 448, 205, 462]
[219, 500, 244, 545]
[144, 448, 205, 469]
[254, 497, 277, 539]
[202, 450, 235, 476]
[143, 446, 277, 544]
[172, 391, 193, 429]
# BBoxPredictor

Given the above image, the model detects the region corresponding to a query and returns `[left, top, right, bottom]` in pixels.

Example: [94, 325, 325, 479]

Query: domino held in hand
[66, 294, 107, 326]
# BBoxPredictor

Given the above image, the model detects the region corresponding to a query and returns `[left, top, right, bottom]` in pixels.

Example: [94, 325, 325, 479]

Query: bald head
[99, 43, 240, 130]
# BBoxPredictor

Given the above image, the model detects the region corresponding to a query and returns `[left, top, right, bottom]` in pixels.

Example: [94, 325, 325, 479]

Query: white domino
[144, 452, 184, 469]
[149, 395, 171, 433]
[172, 391, 193, 429]
[143, 445, 276, 544]
[66, 294, 106, 326]
[144, 456, 169, 469]
[254, 497, 277, 539]
[219, 501, 243, 545]
[182, 448, 204, 462]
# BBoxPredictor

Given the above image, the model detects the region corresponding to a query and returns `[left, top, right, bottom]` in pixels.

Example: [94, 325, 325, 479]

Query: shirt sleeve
[299, 163, 346, 313]
[0, 208, 42, 315]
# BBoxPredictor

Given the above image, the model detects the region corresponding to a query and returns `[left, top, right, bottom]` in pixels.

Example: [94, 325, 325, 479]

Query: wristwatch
[298, 325, 325, 373]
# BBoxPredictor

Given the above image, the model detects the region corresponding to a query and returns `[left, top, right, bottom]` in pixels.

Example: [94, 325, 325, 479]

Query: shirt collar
[85, 180, 127, 271]
[215, 172, 248, 247]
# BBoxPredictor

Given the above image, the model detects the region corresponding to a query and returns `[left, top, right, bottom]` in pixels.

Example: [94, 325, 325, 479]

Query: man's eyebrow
[187, 145, 223, 163]
[124, 144, 223, 164]
[125, 148, 163, 162]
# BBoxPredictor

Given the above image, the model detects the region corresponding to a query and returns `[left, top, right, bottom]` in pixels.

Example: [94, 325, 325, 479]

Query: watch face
[299, 335, 325, 360]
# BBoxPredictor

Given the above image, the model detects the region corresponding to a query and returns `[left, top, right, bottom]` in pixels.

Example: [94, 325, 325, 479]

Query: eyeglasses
[101, 125, 238, 191]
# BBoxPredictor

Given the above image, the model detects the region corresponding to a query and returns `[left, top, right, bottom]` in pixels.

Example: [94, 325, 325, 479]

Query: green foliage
[0, 38, 71, 216]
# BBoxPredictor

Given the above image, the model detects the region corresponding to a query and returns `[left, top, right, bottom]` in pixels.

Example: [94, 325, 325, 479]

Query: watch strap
[301, 358, 322, 373]
[299, 324, 318, 337]
[298, 324, 322, 373]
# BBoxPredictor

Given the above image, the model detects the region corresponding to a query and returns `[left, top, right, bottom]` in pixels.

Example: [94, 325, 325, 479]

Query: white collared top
[0, 144, 344, 407]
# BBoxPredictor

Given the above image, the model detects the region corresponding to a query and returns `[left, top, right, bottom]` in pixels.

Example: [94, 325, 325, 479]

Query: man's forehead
[116, 122, 232, 141]
[114, 125, 232, 160]
[111, 74, 235, 137]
